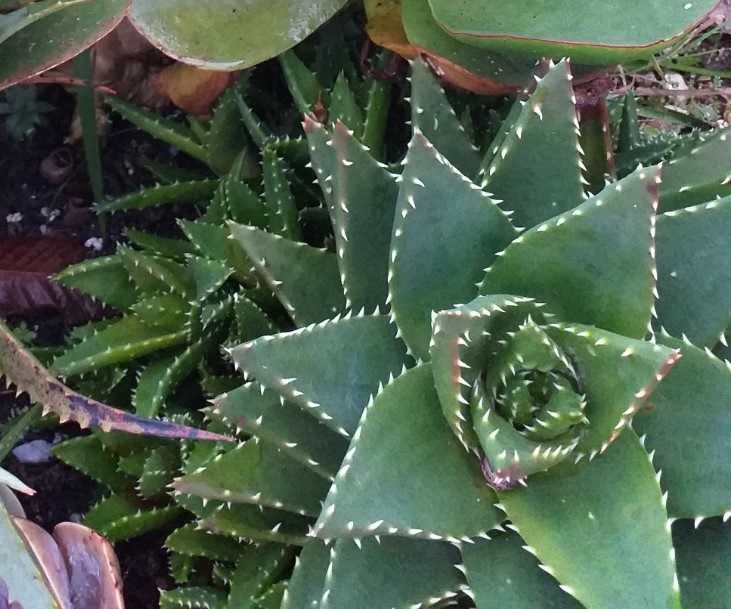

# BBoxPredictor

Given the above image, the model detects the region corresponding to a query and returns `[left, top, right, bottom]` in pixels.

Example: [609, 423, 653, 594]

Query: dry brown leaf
[151, 63, 233, 116]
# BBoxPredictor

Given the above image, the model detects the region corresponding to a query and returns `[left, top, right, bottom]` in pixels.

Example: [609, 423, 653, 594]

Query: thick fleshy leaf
[228, 315, 410, 437]
[282, 541, 330, 609]
[55, 254, 138, 311]
[427, 0, 718, 65]
[172, 440, 329, 516]
[319, 536, 463, 609]
[262, 149, 301, 240]
[480, 166, 659, 339]
[656, 197, 731, 347]
[228, 223, 345, 326]
[401, 0, 535, 94]
[129, 0, 348, 71]
[500, 431, 680, 609]
[303, 115, 337, 212]
[410, 57, 480, 178]
[389, 132, 517, 358]
[462, 531, 582, 609]
[329, 122, 399, 311]
[545, 324, 678, 456]
[0, 502, 59, 609]
[227, 544, 293, 608]
[209, 382, 348, 478]
[314, 365, 501, 541]
[0, 0, 128, 90]
[674, 518, 731, 609]
[634, 334, 731, 520]
[660, 127, 731, 211]
[480, 60, 585, 230]
[197, 502, 311, 546]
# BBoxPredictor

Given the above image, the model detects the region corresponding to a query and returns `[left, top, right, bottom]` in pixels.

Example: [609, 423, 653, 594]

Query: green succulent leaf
[160, 586, 227, 609]
[500, 431, 680, 609]
[410, 57, 480, 178]
[210, 382, 348, 479]
[172, 440, 330, 516]
[282, 541, 330, 609]
[53, 435, 133, 493]
[660, 127, 731, 212]
[315, 364, 501, 541]
[165, 523, 246, 562]
[480, 166, 660, 339]
[95, 179, 218, 214]
[673, 518, 731, 609]
[85, 493, 184, 542]
[462, 530, 582, 609]
[328, 121, 399, 311]
[426, 0, 718, 64]
[389, 131, 517, 358]
[53, 315, 188, 376]
[480, 59, 586, 230]
[126, 229, 196, 260]
[55, 254, 138, 310]
[228, 314, 411, 437]
[262, 149, 302, 241]
[634, 333, 731, 520]
[228, 223, 345, 326]
[319, 536, 464, 609]
[656, 197, 731, 347]
[139, 444, 181, 498]
[227, 543, 293, 609]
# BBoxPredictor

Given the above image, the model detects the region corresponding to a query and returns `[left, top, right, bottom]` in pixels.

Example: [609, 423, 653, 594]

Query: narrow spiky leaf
[481, 60, 585, 229]
[228, 223, 345, 326]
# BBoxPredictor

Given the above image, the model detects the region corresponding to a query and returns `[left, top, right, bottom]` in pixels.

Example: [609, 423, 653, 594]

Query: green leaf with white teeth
[389, 132, 517, 359]
[315, 365, 500, 541]
[635, 334, 731, 520]
[228, 223, 346, 326]
[480, 59, 585, 230]
[319, 536, 464, 609]
[329, 121, 399, 311]
[655, 196, 731, 347]
[480, 167, 659, 339]
[500, 431, 680, 609]
[229, 315, 410, 436]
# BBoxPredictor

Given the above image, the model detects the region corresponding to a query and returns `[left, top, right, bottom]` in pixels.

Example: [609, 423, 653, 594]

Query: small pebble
[12, 439, 53, 464]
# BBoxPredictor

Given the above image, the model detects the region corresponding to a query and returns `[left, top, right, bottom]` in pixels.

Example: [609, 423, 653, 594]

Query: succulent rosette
[163, 58, 731, 609]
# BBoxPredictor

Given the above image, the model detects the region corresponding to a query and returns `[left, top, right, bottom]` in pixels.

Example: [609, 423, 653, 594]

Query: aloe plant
[158, 58, 731, 609]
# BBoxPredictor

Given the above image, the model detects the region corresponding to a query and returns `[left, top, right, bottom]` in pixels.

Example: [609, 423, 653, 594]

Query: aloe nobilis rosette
[169, 57, 731, 609]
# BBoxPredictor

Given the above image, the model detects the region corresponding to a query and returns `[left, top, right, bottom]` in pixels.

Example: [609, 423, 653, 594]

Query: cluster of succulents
[2, 10, 731, 609]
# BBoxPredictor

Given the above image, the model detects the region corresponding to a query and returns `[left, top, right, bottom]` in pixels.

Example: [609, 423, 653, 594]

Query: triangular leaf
[262, 148, 301, 240]
[480, 166, 659, 339]
[330, 122, 399, 311]
[314, 365, 501, 541]
[229, 315, 410, 437]
[410, 57, 480, 178]
[172, 440, 330, 517]
[320, 536, 463, 609]
[500, 431, 680, 609]
[634, 334, 731, 519]
[390, 133, 517, 358]
[462, 531, 582, 609]
[282, 541, 330, 609]
[228, 223, 345, 326]
[210, 382, 348, 478]
[481, 60, 585, 229]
